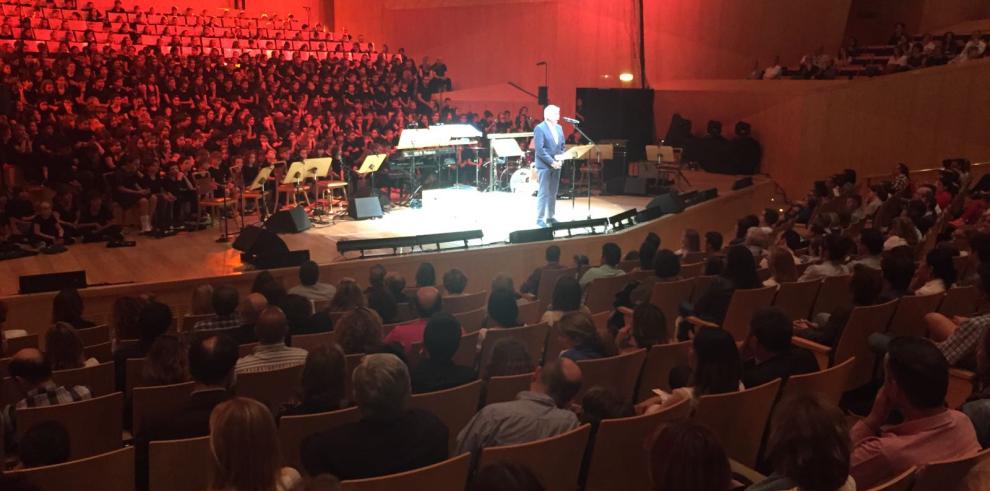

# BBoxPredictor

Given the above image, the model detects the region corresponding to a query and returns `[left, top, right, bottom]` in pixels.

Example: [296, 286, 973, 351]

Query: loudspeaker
[635, 206, 665, 223]
[349, 196, 384, 220]
[19, 270, 87, 294]
[698, 187, 719, 202]
[605, 177, 627, 195]
[509, 228, 553, 244]
[538, 86, 548, 106]
[732, 177, 753, 190]
[265, 206, 311, 234]
[623, 177, 648, 195]
[679, 190, 699, 206]
[233, 226, 309, 268]
[646, 192, 684, 215]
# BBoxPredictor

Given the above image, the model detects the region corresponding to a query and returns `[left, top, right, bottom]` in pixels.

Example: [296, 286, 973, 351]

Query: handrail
[864, 161, 990, 187]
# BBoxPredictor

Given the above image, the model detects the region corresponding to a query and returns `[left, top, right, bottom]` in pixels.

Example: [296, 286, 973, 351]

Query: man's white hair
[544, 104, 560, 120]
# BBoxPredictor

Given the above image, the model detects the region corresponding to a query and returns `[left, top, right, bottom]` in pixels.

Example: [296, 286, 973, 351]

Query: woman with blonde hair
[765, 247, 799, 287]
[208, 397, 301, 491]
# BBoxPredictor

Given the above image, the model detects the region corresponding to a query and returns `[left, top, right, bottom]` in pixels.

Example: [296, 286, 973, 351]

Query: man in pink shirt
[384, 287, 442, 353]
[850, 337, 980, 488]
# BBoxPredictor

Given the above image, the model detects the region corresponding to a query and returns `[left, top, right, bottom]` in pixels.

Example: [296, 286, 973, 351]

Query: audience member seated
[799, 235, 852, 281]
[235, 307, 307, 375]
[879, 251, 916, 301]
[557, 311, 612, 361]
[51, 287, 96, 329]
[923, 263, 990, 368]
[850, 336, 980, 488]
[411, 312, 476, 394]
[579, 242, 625, 288]
[416, 262, 438, 288]
[442, 268, 469, 296]
[252, 271, 288, 307]
[674, 229, 702, 258]
[639, 327, 741, 413]
[484, 339, 535, 379]
[615, 302, 668, 353]
[764, 247, 798, 287]
[742, 307, 819, 388]
[911, 247, 956, 295]
[795, 264, 881, 347]
[328, 278, 366, 312]
[279, 344, 349, 417]
[491, 272, 525, 300]
[384, 286, 442, 352]
[456, 358, 582, 455]
[636, 237, 660, 272]
[365, 265, 398, 323]
[335, 307, 386, 355]
[705, 231, 724, 256]
[386, 272, 410, 304]
[142, 334, 190, 386]
[280, 294, 319, 338]
[648, 421, 732, 491]
[482, 289, 522, 332]
[17, 420, 71, 469]
[189, 284, 215, 316]
[112, 295, 147, 343]
[208, 397, 301, 491]
[192, 285, 242, 333]
[850, 228, 884, 270]
[1, 348, 92, 446]
[679, 246, 761, 340]
[540, 276, 587, 327]
[113, 299, 173, 391]
[44, 321, 98, 370]
[288, 261, 337, 304]
[751, 394, 854, 491]
[653, 249, 682, 282]
[302, 353, 449, 479]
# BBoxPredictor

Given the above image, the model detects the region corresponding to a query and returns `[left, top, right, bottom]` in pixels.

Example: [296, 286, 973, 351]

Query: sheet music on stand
[357, 154, 387, 174]
[303, 157, 334, 181]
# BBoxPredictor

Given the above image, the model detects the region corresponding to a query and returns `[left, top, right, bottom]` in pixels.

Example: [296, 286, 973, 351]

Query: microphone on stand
[562, 116, 581, 124]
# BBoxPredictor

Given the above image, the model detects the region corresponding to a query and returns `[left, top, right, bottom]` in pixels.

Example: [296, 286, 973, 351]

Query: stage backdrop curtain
[334, 0, 641, 118]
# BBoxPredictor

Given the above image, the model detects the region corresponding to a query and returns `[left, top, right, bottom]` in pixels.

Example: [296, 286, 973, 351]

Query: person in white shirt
[235, 307, 307, 375]
[913, 248, 956, 296]
[963, 32, 986, 57]
[287, 260, 336, 304]
[762, 55, 783, 80]
[578, 243, 626, 288]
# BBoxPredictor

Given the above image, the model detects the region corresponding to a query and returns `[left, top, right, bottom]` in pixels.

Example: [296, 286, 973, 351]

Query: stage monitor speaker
[698, 187, 719, 202]
[19, 270, 87, 294]
[538, 86, 548, 106]
[349, 196, 384, 220]
[233, 226, 306, 268]
[623, 177, 648, 195]
[635, 206, 665, 223]
[509, 228, 553, 244]
[265, 206, 311, 234]
[679, 190, 699, 206]
[646, 192, 684, 215]
[732, 176, 753, 190]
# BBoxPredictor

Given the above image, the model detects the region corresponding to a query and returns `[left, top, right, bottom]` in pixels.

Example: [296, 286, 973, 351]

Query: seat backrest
[16, 391, 124, 460]
[680, 261, 705, 279]
[478, 324, 549, 377]
[913, 447, 990, 491]
[812, 274, 852, 317]
[148, 436, 210, 491]
[5, 334, 39, 355]
[76, 324, 111, 346]
[408, 380, 484, 453]
[584, 274, 631, 314]
[83, 341, 113, 362]
[722, 286, 778, 341]
[584, 397, 692, 491]
[517, 300, 543, 326]
[291, 331, 334, 352]
[180, 313, 214, 332]
[636, 341, 691, 401]
[278, 406, 362, 472]
[650, 278, 695, 330]
[484, 372, 533, 406]
[888, 293, 944, 338]
[131, 381, 196, 436]
[52, 362, 115, 397]
[867, 466, 916, 491]
[452, 331, 481, 369]
[693, 379, 782, 468]
[690, 275, 718, 303]
[478, 424, 591, 491]
[441, 290, 488, 314]
[575, 349, 648, 405]
[772, 280, 822, 321]
[235, 363, 305, 411]
[537, 267, 579, 310]
[618, 260, 640, 273]
[5, 447, 135, 491]
[780, 357, 855, 407]
[453, 307, 487, 333]
[682, 251, 708, 264]
[590, 310, 610, 332]
[939, 286, 980, 317]
[340, 452, 471, 491]
[835, 300, 898, 389]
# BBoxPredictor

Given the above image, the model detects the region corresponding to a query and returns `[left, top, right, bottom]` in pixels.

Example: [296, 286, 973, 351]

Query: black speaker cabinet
[623, 177, 648, 196]
[232, 226, 308, 268]
[265, 206, 312, 234]
[349, 196, 384, 220]
[18, 270, 87, 294]
[509, 228, 553, 244]
[646, 192, 685, 215]
[732, 176, 754, 190]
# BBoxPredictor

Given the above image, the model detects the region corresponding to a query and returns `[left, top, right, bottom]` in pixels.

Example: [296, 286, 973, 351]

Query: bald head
[255, 306, 288, 345]
[239, 293, 268, 325]
[9, 348, 52, 387]
[415, 286, 442, 318]
[535, 357, 583, 407]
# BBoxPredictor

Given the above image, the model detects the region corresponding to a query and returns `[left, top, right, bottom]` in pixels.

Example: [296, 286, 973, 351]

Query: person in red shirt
[384, 287, 442, 353]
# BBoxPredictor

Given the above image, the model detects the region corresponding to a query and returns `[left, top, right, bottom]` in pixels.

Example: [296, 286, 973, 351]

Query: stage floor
[0, 171, 744, 296]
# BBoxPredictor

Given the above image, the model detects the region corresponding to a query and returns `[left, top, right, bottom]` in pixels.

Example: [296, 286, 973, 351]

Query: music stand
[562, 145, 596, 213]
[246, 165, 274, 222]
[282, 161, 309, 207]
[357, 153, 387, 198]
[303, 157, 334, 181]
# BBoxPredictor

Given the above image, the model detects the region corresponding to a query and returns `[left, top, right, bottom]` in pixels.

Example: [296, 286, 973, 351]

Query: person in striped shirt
[234, 306, 307, 375]
[1, 348, 91, 448]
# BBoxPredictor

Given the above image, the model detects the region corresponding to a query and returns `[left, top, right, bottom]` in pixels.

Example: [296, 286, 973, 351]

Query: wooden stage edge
[2, 173, 777, 338]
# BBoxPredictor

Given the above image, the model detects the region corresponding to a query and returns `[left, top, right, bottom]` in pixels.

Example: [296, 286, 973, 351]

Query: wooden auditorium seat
[812, 274, 852, 317]
[131, 381, 196, 436]
[536, 266, 578, 312]
[278, 406, 362, 472]
[939, 286, 980, 317]
[584, 275, 631, 315]
[4, 333, 39, 355]
[478, 323, 549, 377]
[125, 357, 146, 392]
[691, 275, 718, 303]
[290, 331, 335, 352]
[82, 341, 113, 363]
[51, 361, 115, 398]
[148, 435, 211, 491]
[340, 452, 471, 491]
[477, 424, 591, 491]
[575, 349, 648, 405]
[441, 290, 488, 314]
[16, 392, 124, 459]
[584, 397, 692, 491]
[452, 331, 481, 369]
[453, 307, 487, 333]
[912, 447, 990, 491]
[779, 357, 855, 406]
[408, 380, 484, 453]
[517, 300, 543, 326]
[483, 372, 533, 406]
[772, 280, 822, 322]
[649, 278, 695, 330]
[679, 261, 705, 279]
[75, 324, 111, 346]
[693, 379, 782, 468]
[235, 363, 305, 411]
[947, 368, 976, 410]
[887, 293, 944, 338]
[5, 447, 135, 491]
[866, 466, 915, 491]
[636, 341, 692, 400]
[721, 286, 778, 341]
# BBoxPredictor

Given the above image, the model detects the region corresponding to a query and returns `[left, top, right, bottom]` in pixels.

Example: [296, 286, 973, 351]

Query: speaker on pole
[537, 86, 548, 106]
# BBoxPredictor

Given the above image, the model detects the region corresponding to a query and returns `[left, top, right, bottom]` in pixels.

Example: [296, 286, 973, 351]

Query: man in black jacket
[742, 307, 819, 388]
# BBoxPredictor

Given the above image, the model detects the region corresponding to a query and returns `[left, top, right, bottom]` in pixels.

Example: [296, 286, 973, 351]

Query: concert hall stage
[0, 171, 758, 296]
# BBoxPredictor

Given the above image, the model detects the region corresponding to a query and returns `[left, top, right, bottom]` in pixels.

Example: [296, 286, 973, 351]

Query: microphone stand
[216, 172, 230, 243]
[570, 122, 596, 219]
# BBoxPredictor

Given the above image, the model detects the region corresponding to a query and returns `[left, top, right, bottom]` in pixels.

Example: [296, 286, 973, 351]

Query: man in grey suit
[533, 104, 566, 228]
